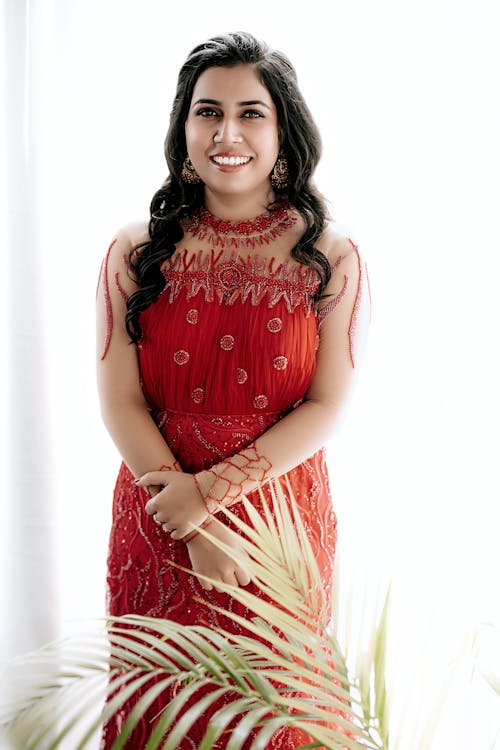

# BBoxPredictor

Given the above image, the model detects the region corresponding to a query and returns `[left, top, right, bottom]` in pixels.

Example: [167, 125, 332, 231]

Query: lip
[209, 152, 252, 158]
[209, 153, 253, 171]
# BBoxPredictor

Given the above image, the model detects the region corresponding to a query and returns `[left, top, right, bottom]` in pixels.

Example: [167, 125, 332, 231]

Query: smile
[210, 155, 252, 166]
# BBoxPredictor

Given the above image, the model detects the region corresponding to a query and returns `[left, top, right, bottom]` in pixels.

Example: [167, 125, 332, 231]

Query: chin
[205, 176, 271, 197]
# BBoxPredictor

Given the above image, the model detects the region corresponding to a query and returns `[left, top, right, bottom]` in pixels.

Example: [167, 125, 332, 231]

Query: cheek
[185, 122, 204, 153]
[261, 127, 280, 162]
[262, 121, 280, 155]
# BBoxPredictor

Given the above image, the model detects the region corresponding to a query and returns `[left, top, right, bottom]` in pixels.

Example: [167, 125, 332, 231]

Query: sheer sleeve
[193, 236, 371, 514]
[96, 226, 180, 478]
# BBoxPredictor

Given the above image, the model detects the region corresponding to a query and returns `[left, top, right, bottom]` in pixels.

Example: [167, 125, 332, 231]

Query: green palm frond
[1, 481, 389, 750]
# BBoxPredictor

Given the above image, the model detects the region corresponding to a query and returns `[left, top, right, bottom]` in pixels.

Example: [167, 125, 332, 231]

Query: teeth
[212, 156, 251, 166]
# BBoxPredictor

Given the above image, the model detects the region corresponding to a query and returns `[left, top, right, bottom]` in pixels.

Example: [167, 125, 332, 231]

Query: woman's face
[185, 65, 280, 205]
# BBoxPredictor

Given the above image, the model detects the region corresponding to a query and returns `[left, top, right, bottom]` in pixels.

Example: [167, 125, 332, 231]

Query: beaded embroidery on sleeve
[97, 239, 117, 361]
[316, 254, 349, 327]
[317, 241, 370, 368]
[193, 443, 273, 514]
[97, 243, 135, 361]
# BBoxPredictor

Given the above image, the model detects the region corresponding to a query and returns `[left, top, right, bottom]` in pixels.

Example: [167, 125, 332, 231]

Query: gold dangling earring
[181, 157, 201, 184]
[270, 153, 289, 189]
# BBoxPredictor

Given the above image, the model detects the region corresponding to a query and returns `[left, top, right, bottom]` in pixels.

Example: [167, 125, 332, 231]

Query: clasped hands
[138, 470, 207, 540]
[136, 469, 251, 590]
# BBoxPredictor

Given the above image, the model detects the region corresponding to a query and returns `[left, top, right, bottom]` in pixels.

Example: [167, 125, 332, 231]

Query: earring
[181, 157, 201, 184]
[270, 154, 289, 189]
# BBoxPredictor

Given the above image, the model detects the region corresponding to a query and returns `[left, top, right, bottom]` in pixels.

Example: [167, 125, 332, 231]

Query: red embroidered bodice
[138, 248, 320, 431]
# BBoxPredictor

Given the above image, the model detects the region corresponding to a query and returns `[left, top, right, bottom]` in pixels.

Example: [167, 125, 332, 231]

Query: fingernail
[133, 479, 140, 485]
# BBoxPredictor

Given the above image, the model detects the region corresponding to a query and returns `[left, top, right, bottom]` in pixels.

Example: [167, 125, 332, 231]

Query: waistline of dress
[152, 406, 285, 420]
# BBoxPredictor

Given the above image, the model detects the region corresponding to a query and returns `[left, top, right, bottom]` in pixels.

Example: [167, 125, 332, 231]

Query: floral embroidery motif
[185, 205, 297, 250]
[253, 395, 269, 410]
[215, 263, 243, 292]
[186, 309, 199, 325]
[173, 349, 190, 366]
[220, 334, 235, 351]
[236, 368, 248, 384]
[267, 317, 283, 333]
[162, 250, 318, 314]
[273, 356, 288, 371]
[191, 387, 205, 404]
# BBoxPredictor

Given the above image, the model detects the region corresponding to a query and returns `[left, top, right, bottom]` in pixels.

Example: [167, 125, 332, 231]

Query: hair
[126, 31, 331, 341]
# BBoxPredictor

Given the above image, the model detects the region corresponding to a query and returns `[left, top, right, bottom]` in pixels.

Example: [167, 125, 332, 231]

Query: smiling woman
[185, 66, 280, 211]
[95, 30, 370, 749]
[2, 3, 500, 748]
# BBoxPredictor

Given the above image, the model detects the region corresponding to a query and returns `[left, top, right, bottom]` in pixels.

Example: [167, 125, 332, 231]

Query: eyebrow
[192, 98, 272, 110]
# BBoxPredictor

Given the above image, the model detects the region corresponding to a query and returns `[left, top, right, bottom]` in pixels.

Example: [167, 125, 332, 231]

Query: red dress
[102, 247, 338, 749]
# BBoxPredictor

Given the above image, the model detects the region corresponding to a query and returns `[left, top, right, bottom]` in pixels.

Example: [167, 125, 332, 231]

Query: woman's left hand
[137, 471, 208, 540]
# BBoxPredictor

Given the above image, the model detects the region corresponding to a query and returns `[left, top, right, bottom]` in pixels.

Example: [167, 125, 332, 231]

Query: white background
[1, 0, 499, 747]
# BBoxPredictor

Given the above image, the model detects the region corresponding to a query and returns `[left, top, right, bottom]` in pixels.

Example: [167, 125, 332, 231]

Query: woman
[96, 31, 369, 749]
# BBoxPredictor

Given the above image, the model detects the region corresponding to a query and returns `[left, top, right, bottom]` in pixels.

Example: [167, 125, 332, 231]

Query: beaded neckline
[185, 204, 297, 250]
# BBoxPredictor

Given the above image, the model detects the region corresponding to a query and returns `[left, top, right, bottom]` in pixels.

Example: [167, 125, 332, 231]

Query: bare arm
[96, 227, 181, 477]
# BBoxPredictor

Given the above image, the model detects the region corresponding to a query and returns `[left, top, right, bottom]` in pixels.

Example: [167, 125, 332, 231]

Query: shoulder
[316, 223, 363, 298]
[99, 221, 149, 296]
[318, 220, 367, 303]
[316, 221, 359, 266]
[103, 220, 150, 270]
[111, 220, 150, 253]
[315, 222, 370, 340]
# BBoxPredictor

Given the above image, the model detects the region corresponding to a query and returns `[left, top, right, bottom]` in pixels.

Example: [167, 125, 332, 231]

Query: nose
[213, 117, 243, 144]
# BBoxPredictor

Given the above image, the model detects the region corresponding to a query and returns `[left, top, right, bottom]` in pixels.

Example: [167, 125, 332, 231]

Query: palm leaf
[2, 480, 388, 750]
[197, 696, 265, 749]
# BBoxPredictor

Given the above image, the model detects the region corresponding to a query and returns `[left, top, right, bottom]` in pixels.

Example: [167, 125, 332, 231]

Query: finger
[144, 498, 158, 516]
[235, 568, 251, 587]
[199, 579, 213, 591]
[214, 573, 238, 592]
[135, 471, 171, 487]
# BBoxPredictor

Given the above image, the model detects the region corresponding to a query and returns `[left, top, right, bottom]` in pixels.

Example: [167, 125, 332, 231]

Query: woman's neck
[203, 187, 277, 222]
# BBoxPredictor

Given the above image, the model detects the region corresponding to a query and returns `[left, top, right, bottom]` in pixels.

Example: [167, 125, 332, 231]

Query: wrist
[193, 443, 273, 512]
[193, 470, 227, 514]
[158, 459, 181, 472]
[145, 459, 182, 496]
[182, 515, 213, 544]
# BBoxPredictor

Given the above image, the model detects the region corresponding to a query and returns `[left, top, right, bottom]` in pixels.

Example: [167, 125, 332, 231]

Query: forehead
[190, 65, 274, 106]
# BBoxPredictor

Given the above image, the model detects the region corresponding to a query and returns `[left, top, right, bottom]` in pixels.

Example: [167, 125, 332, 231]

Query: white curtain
[1, 0, 60, 665]
[1, 0, 499, 747]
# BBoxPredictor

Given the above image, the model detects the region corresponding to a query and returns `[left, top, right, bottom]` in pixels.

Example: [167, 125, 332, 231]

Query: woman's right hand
[186, 521, 251, 591]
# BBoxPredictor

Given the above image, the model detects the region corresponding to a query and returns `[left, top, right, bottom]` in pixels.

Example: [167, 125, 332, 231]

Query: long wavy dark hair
[126, 31, 331, 342]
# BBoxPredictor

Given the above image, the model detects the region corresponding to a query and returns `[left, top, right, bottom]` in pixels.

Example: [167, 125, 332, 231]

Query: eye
[241, 109, 264, 119]
[195, 107, 220, 117]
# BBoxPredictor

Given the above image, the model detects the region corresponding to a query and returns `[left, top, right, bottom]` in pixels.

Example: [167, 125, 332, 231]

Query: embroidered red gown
[102, 246, 339, 749]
